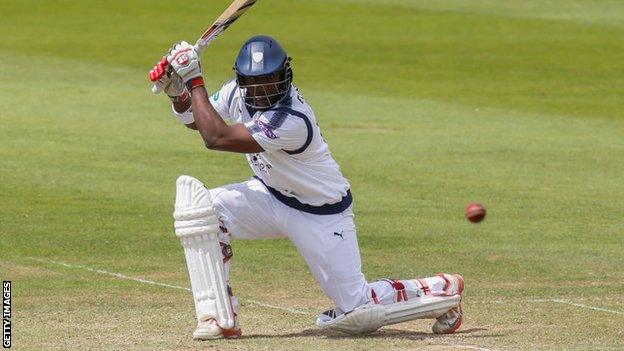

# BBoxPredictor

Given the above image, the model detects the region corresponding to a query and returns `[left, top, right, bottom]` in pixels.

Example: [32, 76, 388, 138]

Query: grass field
[1, 0, 623, 350]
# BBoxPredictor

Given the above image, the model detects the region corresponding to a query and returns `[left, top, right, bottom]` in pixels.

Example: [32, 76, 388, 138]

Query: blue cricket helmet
[234, 35, 293, 110]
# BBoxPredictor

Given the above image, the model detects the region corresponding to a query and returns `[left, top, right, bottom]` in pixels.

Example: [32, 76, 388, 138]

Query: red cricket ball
[466, 202, 486, 223]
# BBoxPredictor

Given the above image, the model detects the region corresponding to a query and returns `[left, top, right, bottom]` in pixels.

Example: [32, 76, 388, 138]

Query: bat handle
[193, 43, 203, 54]
[152, 84, 162, 94]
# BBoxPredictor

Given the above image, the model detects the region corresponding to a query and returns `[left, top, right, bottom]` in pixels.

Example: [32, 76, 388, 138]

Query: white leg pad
[316, 294, 461, 335]
[174, 175, 235, 330]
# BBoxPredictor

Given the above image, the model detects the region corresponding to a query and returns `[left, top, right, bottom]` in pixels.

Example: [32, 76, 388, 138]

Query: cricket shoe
[193, 319, 241, 340]
[431, 273, 464, 334]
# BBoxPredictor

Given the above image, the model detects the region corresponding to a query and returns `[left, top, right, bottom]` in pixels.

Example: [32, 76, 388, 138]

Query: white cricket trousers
[209, 178, 369, 312]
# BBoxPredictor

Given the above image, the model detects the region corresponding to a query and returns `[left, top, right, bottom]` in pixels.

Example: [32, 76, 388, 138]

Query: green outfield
[1, 0, 623, 350]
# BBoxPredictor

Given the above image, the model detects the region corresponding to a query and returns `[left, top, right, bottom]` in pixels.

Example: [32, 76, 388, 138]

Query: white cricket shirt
[173, 79, 351, 212]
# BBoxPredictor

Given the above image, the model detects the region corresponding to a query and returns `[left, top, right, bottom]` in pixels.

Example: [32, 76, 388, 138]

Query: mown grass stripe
[26, 257, 311, 316]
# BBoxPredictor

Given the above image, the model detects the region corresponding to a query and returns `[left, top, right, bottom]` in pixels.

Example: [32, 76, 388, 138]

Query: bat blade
[152, 0, 258, 94]
[195, 0, 258, 51]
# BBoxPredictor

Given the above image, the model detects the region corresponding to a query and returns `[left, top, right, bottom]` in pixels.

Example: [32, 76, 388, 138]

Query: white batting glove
[166, 41, 203, 84]
[149, 57, 187, 98]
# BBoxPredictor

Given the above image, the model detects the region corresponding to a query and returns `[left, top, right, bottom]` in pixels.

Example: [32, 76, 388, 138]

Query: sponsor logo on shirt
[250, 154, 272, 173]
[254, 119, 278, 139]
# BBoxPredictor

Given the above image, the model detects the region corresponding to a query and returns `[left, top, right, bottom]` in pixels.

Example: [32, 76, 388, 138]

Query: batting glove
[166, 41, 203, 86]
[149, 57, 187, 99]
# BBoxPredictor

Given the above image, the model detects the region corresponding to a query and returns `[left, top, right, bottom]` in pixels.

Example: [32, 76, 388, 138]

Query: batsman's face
[241, 74, 280, 108]
[238, 72, 288, 109]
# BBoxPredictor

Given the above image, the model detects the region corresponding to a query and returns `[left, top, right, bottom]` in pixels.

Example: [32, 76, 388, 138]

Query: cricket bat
[152, 0, 258, 93]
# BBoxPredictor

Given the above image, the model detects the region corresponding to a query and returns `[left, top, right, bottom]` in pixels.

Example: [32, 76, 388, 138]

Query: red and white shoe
[193, 318, 242, 340]
[432, 273, 464, 334]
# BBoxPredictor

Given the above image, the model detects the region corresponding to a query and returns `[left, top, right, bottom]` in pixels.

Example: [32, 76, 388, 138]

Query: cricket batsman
[149, 35, 465, 339]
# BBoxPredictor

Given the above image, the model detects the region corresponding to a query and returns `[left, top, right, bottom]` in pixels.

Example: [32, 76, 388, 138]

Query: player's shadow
[239, 327, 494, 340]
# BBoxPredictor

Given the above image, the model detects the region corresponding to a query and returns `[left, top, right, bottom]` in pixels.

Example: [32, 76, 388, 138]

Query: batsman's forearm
[190, 87, 230, 148]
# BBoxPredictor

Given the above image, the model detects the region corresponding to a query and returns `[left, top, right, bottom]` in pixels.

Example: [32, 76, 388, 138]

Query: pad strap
[417, 279, 432, 296]
[381, 278, 410, 302]
[437, 273, 457, 296]
[371, 289, 380, 304]
[391, 280, 408, 302]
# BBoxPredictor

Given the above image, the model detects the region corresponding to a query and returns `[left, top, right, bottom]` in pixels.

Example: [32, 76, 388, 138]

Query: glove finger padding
[149, 59, 186, 97]
[148, 57, 168, 82]
[168, 41, 181, 56]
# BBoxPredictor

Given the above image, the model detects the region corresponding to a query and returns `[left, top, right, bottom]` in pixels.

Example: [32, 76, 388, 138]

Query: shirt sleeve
[244, 110, 310, 153]
[209, 80, 236, 122]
